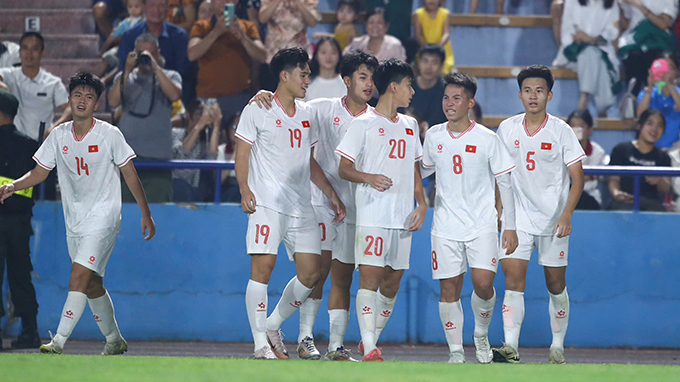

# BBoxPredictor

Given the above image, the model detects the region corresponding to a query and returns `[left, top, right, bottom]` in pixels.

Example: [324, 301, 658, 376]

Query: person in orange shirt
[188, 0, 266, 130]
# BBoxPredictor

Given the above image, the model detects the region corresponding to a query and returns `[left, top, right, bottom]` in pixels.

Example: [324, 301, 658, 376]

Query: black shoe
[11, 331, 41, 349]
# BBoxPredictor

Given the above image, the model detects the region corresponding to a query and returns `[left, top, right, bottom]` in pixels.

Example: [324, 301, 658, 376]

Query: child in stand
[412, 0, 454, 74]
[304, 37, 346, 101]
[96, 0, 146, 83]
[313, 0, 358, 52]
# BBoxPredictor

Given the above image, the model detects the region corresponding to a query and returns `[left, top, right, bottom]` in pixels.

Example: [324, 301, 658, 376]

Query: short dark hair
[417, 44, 445, 65]
[517, 64, 555, 91]
[270, 47, 310, 80]
[443, 73, 477, 99]
[337, 0, 360, 13]
[340, 50, 379, 79]
[185, 98, 203, 116]
[567, 109, 594, 128]
[636, 109, 666, 137]
[310, 37, 342, 79]
[366, 7, 388, 24]
[19, 32, 45, 51]
[68, 72, 105, 99]
[374, 58, 414, 95]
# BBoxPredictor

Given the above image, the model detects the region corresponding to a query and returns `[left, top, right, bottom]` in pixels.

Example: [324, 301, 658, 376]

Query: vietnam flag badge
[541, 142, 552, 150]
[405, 128, 414, 136]
[465, 145, 477, 153]
[302, 121, 311, 128]
[88, 145, 99, 153]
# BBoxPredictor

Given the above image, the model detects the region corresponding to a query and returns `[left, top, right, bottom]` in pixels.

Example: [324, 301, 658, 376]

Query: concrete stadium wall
[5, 202, 678, 348]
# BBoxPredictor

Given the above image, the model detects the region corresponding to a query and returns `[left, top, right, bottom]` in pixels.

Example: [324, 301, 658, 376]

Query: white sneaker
[549, 346, 565, 364]
[253, 345, 277, 359]
[266, 329, 289, 359]
[297, 336, 321, 360]
[39, 331, 63, 355]
[448, 349, 466, 364]
[473, 335, 493, 364]
[101, 339, 128, 355]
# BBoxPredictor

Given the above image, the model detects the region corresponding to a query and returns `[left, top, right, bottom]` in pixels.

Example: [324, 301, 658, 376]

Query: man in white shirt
[493, 65, 585, 364]
[421, 73, 517, 364]
[336, 58, 428, 362]
[0, 37, 20, 68]
[249, 51, 380, 361]
[0, 72, 156, 355]
[0, 32, 71, 141]
[235, 47, 345, 360]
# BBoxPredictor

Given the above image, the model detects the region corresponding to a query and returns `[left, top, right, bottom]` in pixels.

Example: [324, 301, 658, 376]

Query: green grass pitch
[1, 354, 677, 382]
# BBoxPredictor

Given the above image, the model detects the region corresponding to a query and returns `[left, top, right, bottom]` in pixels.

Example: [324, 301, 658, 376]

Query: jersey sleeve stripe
[422, 162, 435, 169]
[32, 156, 54, 170]
[414, 155, 423, 162]
[566, 154, 586, 167]
[235, 132, 253, 145]
[311, 140, 319, 147]
[335, 149, 355, 162]
[494, 165, 515, 177]
[117, 154, 137, 168]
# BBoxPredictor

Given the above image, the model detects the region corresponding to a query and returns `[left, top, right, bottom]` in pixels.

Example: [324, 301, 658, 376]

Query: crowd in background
[0, 0, 679, 211]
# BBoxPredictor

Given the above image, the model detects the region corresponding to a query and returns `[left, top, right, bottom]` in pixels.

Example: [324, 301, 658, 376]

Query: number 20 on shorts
[364, 235, 384, 257]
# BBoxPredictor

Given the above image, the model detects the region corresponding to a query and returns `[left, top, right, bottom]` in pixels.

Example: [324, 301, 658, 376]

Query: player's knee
[379, 282, 400, 298]
[85, 281, 105, 299]
[473, 279, 495, 297]
[546, 280, 566, 295]
[504, 278, 526, 292]
[298, 270, 320, 289]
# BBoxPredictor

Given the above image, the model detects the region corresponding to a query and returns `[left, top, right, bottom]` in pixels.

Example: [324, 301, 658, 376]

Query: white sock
[298, 298, 322, 342]
[54, 291, 88, 348]
[439, 301, 464, 353]
[245, 279, 268, 351]
[88, 291, 123, 343]
[471, 288, 496, 338]
[356, 289, 377, 353]
[374, 291, 396, 343]
[266, 276, 313, 331]
[328, 309, 349, 352]
[549, 287, 569, 349]
[502, 290, 525, 351]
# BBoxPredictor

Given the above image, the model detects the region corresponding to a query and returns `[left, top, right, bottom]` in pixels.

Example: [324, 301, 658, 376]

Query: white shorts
[499, 229, 569, 267]
[246, 206, 321, 260]
[332, 221, 356, 264]
[431, 232, 499, 280]
[354, 226, 412, 270]
[67, 229, 118, 277]
[313, 205, 337, 252]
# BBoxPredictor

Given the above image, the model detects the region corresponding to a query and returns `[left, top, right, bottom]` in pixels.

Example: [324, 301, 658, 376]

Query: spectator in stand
[109, 33, 182, 203]
[93, 0, 127, 39]
[312, 0, 359, 51]
[188, 0, 266, 129]
[637, 56, 680, 148]
[237, 0, 262, 23]
[0, 32, 72, 141]
[413, 0, 454, 74]
[619, 0, 678, 95]
[117, 0, 190, 101]
[470, 0, 505, 13]
[669, 145, 680, 211]
[215, 112, 242, 203]
[344, 7, 406, 62]
[171, 99, 222, 202]
[0, 29, 20, 68]
[197, 0, 213, 20]
[567, 109, 608, 210]
[409, 45, 446, 128]
[258, 0, 318, 90]
[550, 0, 564, 45]
[608, 109, 672, 212]
[167, 0, 199, 32]
[364, 0, 416, 60]
[96, 0, 146, 84]
[553, 0, 619, 117]
[304, 37, 345, 101]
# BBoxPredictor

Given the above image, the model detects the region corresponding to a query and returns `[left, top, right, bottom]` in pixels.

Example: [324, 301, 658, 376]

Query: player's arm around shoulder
[119, 162, 156, 241]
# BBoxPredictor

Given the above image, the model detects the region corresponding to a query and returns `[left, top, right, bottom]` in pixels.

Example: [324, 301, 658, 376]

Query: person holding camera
[188, 0, 266, 130]
[109, 33, 182, 203]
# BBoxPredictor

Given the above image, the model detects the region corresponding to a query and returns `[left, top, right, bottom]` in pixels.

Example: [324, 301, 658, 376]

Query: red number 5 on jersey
[526, 151, 536, 171]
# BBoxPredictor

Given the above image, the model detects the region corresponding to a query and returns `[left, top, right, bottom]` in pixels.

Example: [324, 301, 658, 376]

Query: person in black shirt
[409, 45, 447, 128]
[0, 89, 41, 349]
[608, 109, 672, 211]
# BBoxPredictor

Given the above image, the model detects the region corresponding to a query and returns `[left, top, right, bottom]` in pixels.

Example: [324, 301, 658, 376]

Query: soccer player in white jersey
[492, 65, 585, 364]
[249, 51, 379, 361]
[0, 72, 156, 355]
[235, 47, 346, 360]
[336, 58, 428, 362]
[420, 73, 518, 364]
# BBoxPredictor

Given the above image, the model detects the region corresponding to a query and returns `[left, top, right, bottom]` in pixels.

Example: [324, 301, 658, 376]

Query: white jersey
[422, 121, 515, 241]
[33, 119, 136, 237]
[335, 110, 423, 229]
[235, 95, 318, 218]
[497, 114, 586, 235]
[308, 96, 371, 224]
